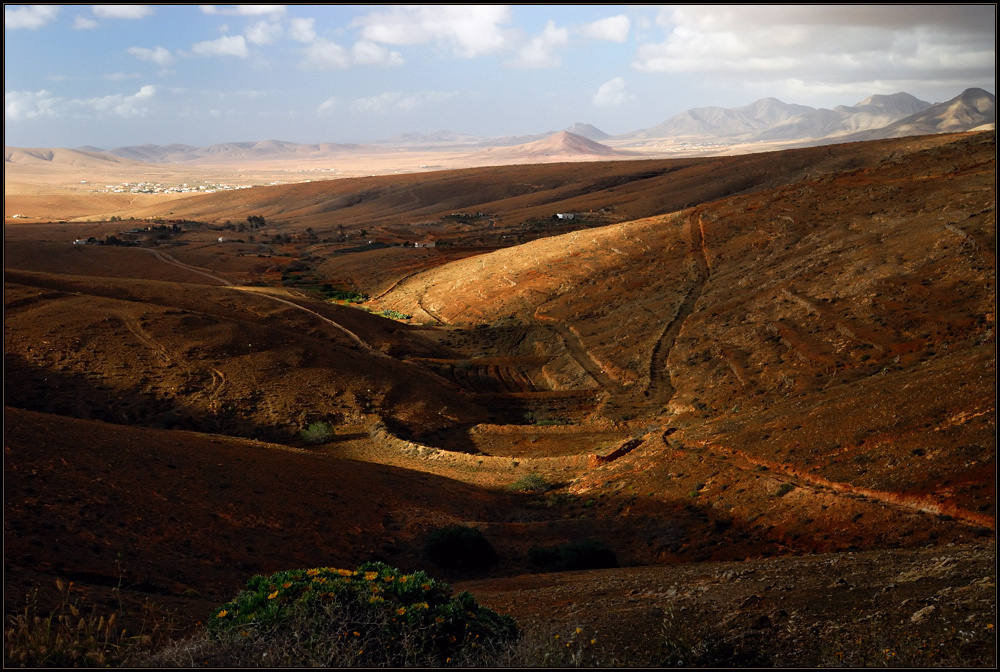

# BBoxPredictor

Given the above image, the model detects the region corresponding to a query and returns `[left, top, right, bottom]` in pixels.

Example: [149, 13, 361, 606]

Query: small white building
[556, 213, 576, 220]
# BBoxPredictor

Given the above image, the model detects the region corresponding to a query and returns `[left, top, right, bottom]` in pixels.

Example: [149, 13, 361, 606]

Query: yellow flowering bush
[205, 562, 519, 667]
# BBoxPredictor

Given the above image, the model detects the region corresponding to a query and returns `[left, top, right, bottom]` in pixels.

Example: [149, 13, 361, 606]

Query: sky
[4, 4, 996, 149]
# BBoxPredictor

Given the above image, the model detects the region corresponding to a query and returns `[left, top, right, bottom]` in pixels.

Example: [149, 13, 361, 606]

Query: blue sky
[4, 5, 995, 148]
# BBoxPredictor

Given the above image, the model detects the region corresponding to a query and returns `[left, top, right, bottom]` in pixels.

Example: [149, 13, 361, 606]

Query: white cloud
[353, 5, 512, 58]
[5, 5, 59, 29]
[6, 84, 156, 122]
[506, 20, 569, 68]
[350, 40, 404, 67]
[579, 15, 630, 42]
[301, 39, 350, 69]
[301, 38, 403, 70]
[288, 16, 315, 43]
[73, 15, 98, 30]
[5, 90, 59, 120]
[245, 20, 282, 45]
[86, 85, 157, 118]
[127, 45, 175, 67]
[592, 77, 632, 107]
[350, 91, 457, 116]
[92, 5, 154, 20]
[317, 97, 337, 117]
[200, 5, 285, 17]
[633, 4, 996, 84]
[191, 34, 249, 58]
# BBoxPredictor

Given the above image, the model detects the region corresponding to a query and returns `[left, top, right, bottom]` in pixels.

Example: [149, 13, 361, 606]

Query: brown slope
[373, 129, 996, 518]
[107, 133, 977, 234]
[3, 268, 489, 445]
[2, 405, 517, 620]
[6, 396, 994, 665]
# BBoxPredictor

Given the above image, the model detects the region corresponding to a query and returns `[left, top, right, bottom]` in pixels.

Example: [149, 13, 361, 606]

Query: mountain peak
[563, 123, 611, 141]
[534, 131, 616, 153]
[956, 87, 996, 112]
[847, 92, 931, 115]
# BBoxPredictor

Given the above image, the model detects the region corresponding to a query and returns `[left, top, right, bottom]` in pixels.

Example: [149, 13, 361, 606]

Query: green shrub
[529, 539, 618, 572]
[204, 562, 518, 667]
[775, 483, 795, 497]
[299, 422, 333, 444]
[423, 526, 498, 570]
[377, 309, 412, 320]
[507, 473, 551, 494]
[325, 289, 367, 304]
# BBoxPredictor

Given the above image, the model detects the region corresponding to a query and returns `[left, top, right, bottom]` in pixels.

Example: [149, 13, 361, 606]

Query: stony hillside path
[683, 435, 996, 530]
[140, 248, 233, 286]
[645, 208, 711, 408]
[141, 247, 386, 357]
[533, 314, 621, 395]
[227, 286, 387, 358]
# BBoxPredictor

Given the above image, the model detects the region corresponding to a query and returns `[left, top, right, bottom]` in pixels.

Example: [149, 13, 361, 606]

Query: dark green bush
[529, 539, 618, 572]
[775, 483, 795, 497]
[299, 422, 333, 444]
[377, 309, 412, 320]
[325, 288, 367, 303]
[423, 525, 498, 570]
[507, 473, 551, 494]
[204, 562, 518, 667]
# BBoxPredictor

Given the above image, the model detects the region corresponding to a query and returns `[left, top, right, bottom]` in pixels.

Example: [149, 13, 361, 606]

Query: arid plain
[4, 130, 996, 664]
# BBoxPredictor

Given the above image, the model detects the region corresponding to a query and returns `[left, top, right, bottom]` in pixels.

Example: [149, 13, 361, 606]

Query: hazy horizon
[5, 5, 996, 148]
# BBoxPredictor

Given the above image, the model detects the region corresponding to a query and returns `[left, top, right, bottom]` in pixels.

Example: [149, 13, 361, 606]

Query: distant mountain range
[5, 88, 994, 168]
[832, 87, 996, 142]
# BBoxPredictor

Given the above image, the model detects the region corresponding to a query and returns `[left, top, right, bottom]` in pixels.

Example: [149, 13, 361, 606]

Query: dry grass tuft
[4, 580, 175, 668]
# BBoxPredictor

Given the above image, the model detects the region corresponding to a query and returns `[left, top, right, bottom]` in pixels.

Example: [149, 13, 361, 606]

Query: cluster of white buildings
[97, 182, 256, 195]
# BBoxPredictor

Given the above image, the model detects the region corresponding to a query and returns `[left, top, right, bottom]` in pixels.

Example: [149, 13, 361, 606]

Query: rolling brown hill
[369, 129, 995, 515]
[4, 130, 995, 663]
[97, 133, 976, 234]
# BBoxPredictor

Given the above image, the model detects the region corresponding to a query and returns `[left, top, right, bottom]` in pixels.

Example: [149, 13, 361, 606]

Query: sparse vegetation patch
[507, 472, 552, 494]
[775, 483, 795, 497]
[377, 309, 412, 321]
[3, 581, 172, 668]
[323, 286, 368, 303]
[299, 422, 333, 445]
